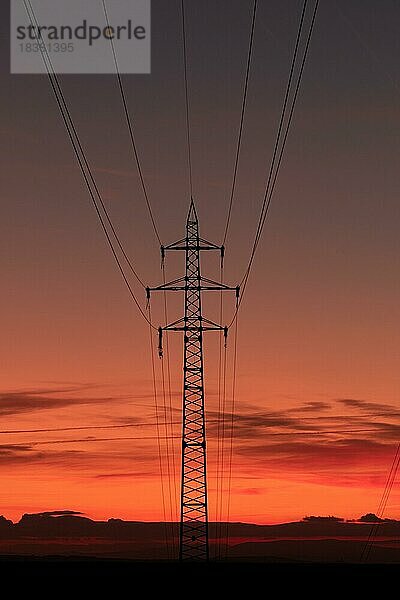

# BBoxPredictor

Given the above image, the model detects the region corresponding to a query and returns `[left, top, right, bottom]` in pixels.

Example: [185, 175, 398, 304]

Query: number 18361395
[19, 42, 74, 53]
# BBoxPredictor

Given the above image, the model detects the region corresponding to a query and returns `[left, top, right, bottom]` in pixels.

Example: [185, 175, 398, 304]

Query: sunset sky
[1, 0, 399, 525]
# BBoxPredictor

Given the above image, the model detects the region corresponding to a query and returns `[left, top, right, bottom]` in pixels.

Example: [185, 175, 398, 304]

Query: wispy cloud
[288, 401, 331, 413]
[1, 394, 397, 489]
[238, 488, 265, 496]
[337, 398, 400, 415]
[206, 406, 323, 440]
[0, 440, 160, 473]
[0, 444, 33, 455]
[235, 437, 397, 487]
[209, 398, 400, 442]
[209, 398, 399, 488]
[0, 385, 132, 416]
[0, 443, 84, 467]
[3, 383, 98, 396]
[26, 510, 83, 517]
[0, 384, 171, 475]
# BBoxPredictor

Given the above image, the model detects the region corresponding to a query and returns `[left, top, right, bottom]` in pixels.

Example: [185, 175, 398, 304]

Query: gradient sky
[0, 0, 399, 524]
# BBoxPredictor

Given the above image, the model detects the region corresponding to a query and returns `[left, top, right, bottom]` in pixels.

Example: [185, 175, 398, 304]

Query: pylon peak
[187, 197, 198, 224]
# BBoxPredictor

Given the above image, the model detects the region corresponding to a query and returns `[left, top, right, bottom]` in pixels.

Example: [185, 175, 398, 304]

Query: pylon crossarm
[162, 237, 186, 250]
[148, 276, 185, 292]
[150, 283, 235, 292]
[161, 317, 226, 332]
[162, 236, 222, 252]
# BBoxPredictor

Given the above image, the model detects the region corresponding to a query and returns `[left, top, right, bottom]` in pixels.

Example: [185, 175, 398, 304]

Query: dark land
[0, 511, 398, 574]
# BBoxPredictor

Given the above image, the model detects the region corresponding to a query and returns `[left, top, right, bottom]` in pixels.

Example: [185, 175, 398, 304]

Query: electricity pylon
[148, 200, 238, 561]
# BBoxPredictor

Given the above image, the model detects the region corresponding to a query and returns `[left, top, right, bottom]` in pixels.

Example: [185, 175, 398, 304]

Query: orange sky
[1, 0, 399, 524]
[1, 321, 399, 524]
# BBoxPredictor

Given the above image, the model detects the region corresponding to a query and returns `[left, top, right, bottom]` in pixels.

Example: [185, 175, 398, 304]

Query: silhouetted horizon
[1, 509, 399, 526]
[0, 509, 399, 564]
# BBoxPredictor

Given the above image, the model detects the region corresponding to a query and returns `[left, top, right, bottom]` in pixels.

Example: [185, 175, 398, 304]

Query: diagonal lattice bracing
[149, 200, 238, 561]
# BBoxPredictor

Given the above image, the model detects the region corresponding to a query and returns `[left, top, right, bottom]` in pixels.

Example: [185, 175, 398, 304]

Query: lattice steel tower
[149, 200, 237, 561]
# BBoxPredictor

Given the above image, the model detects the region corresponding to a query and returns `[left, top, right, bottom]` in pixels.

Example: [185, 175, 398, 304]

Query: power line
[0, 426, 386, 439]
[213, 427, 382, 437]
[217, 0, 258, 544]
[0, 411, 395, 435]
[148, 303, 172, 557]
[228, 0, 320, 327]
[25, 0, 146, 290]
[181, 0, 194, 198]
[284, 412, 400, 420]
[214, 263, 224, 558]
[224, 300, 240, 559]
[23, 0, 155, 329]
[0, 422, 182, 435]
[222, 0, 258, 245]
[160, 340, 175, 530]
[1, 428, 388, 452]
[161, 263, 179, 529]
[375, 444, 400, 517]
[101, 0, 162, 246]
[241, 0, 309, 276]
[12, 435, 180, 447]
[248, 0, 320, 272]
[216, 328, 228, 558]
[361, 442, 400, 561]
